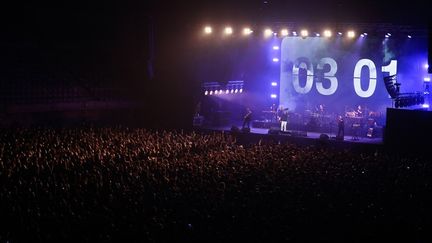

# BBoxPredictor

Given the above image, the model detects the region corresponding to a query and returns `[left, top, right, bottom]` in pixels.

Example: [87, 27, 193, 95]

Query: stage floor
[201, 125, 383, 145]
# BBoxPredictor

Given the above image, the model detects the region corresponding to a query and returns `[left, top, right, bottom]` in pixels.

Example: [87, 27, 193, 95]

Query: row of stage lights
[395, 94, 425, 108]
[203, 26, 412, 39]
[202, 81, 244, 96]
[204, 88, 243, 95]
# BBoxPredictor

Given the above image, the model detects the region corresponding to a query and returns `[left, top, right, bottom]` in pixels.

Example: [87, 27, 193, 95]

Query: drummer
[315, 103, 326, 115]
[355, 105, 364, 117]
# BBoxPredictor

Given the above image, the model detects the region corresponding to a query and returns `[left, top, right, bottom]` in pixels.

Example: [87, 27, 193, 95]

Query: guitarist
[242, 108, 252, 129]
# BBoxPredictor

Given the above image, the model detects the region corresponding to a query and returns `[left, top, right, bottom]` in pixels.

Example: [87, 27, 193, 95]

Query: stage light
[292, 31, 298, 36]
[219, 89, 223, 94]
[272, 46, 279, 50]
[407, 35, 412, 38]
[422, 104, 429, 108]
[300, 29, 308, 38]
[239, 88, 243, 93]
[272, 58, 279, 62]
[386, 33, 391, 36]
[323, 30, 332, 37]
[204, 26, 212, 34]
[225, 89, 229, 94]
[360, 34, 364, 37]
[347, 31, 355, 38]
[273, 32, 277, 36]
[224, 27, 233, 35]
[243, 27, 253, 35]
[424, 64, 429, 69]
[270, 94, 277, 98]
[264, 28, 273, 37]
[280, 29, 289, 36]
[271, 82, 277, 86]
[214, 90, 218, 94]
[363, 33, 368, 36]
[315, 33, 320, 37]
[209, 91, 213, 95]
[338, 32, 342, 36]
[234, 89, 238, 93]
[204, 91, 208, 95]
[424, 77, 431, 82]
[230, 89, 234, 93]
[385, 34, 389, 38]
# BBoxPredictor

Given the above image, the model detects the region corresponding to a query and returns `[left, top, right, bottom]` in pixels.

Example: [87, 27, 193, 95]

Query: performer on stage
[316, 103, 325, 115]
[280, 109, 289, 132]
[337, 115, 345, 139]
[194, 101, 201, 117]
[315, 103, 326, 128]
[355, 105, 364, 117]
[270, 103, 278, 122]
[277, 105, 284, 120]
[242, 108, 252, 129]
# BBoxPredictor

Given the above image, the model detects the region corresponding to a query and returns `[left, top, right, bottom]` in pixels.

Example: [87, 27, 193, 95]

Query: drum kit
[344, 106, 382, 138]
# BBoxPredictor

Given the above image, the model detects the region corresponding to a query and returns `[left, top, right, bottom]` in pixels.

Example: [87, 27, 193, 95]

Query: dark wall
[385, 108, 432, 153]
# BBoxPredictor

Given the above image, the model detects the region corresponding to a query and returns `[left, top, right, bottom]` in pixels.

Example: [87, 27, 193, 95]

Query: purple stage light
[273, 46, 279, 50]
[422, 104, 429, 108]
[271, 82, 277, 86]
[272, 58, 279, 62]
[270, 94, 277, 98]
[424, 64, 429, 69]
[424, 77, 430, 82]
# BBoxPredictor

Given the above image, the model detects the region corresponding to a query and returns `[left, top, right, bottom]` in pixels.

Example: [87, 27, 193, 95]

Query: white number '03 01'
[291, 57, 397, 97]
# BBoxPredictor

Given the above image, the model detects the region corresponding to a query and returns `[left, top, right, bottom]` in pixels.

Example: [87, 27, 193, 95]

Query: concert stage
[198, 124, 383, 147]
[195, 24, 428, 153]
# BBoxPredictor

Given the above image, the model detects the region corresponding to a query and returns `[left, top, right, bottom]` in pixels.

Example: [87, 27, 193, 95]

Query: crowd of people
[0, 128, 430, 242]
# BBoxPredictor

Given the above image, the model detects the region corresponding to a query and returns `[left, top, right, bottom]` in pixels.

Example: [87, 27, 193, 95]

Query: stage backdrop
[279, 36, 428, 116]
